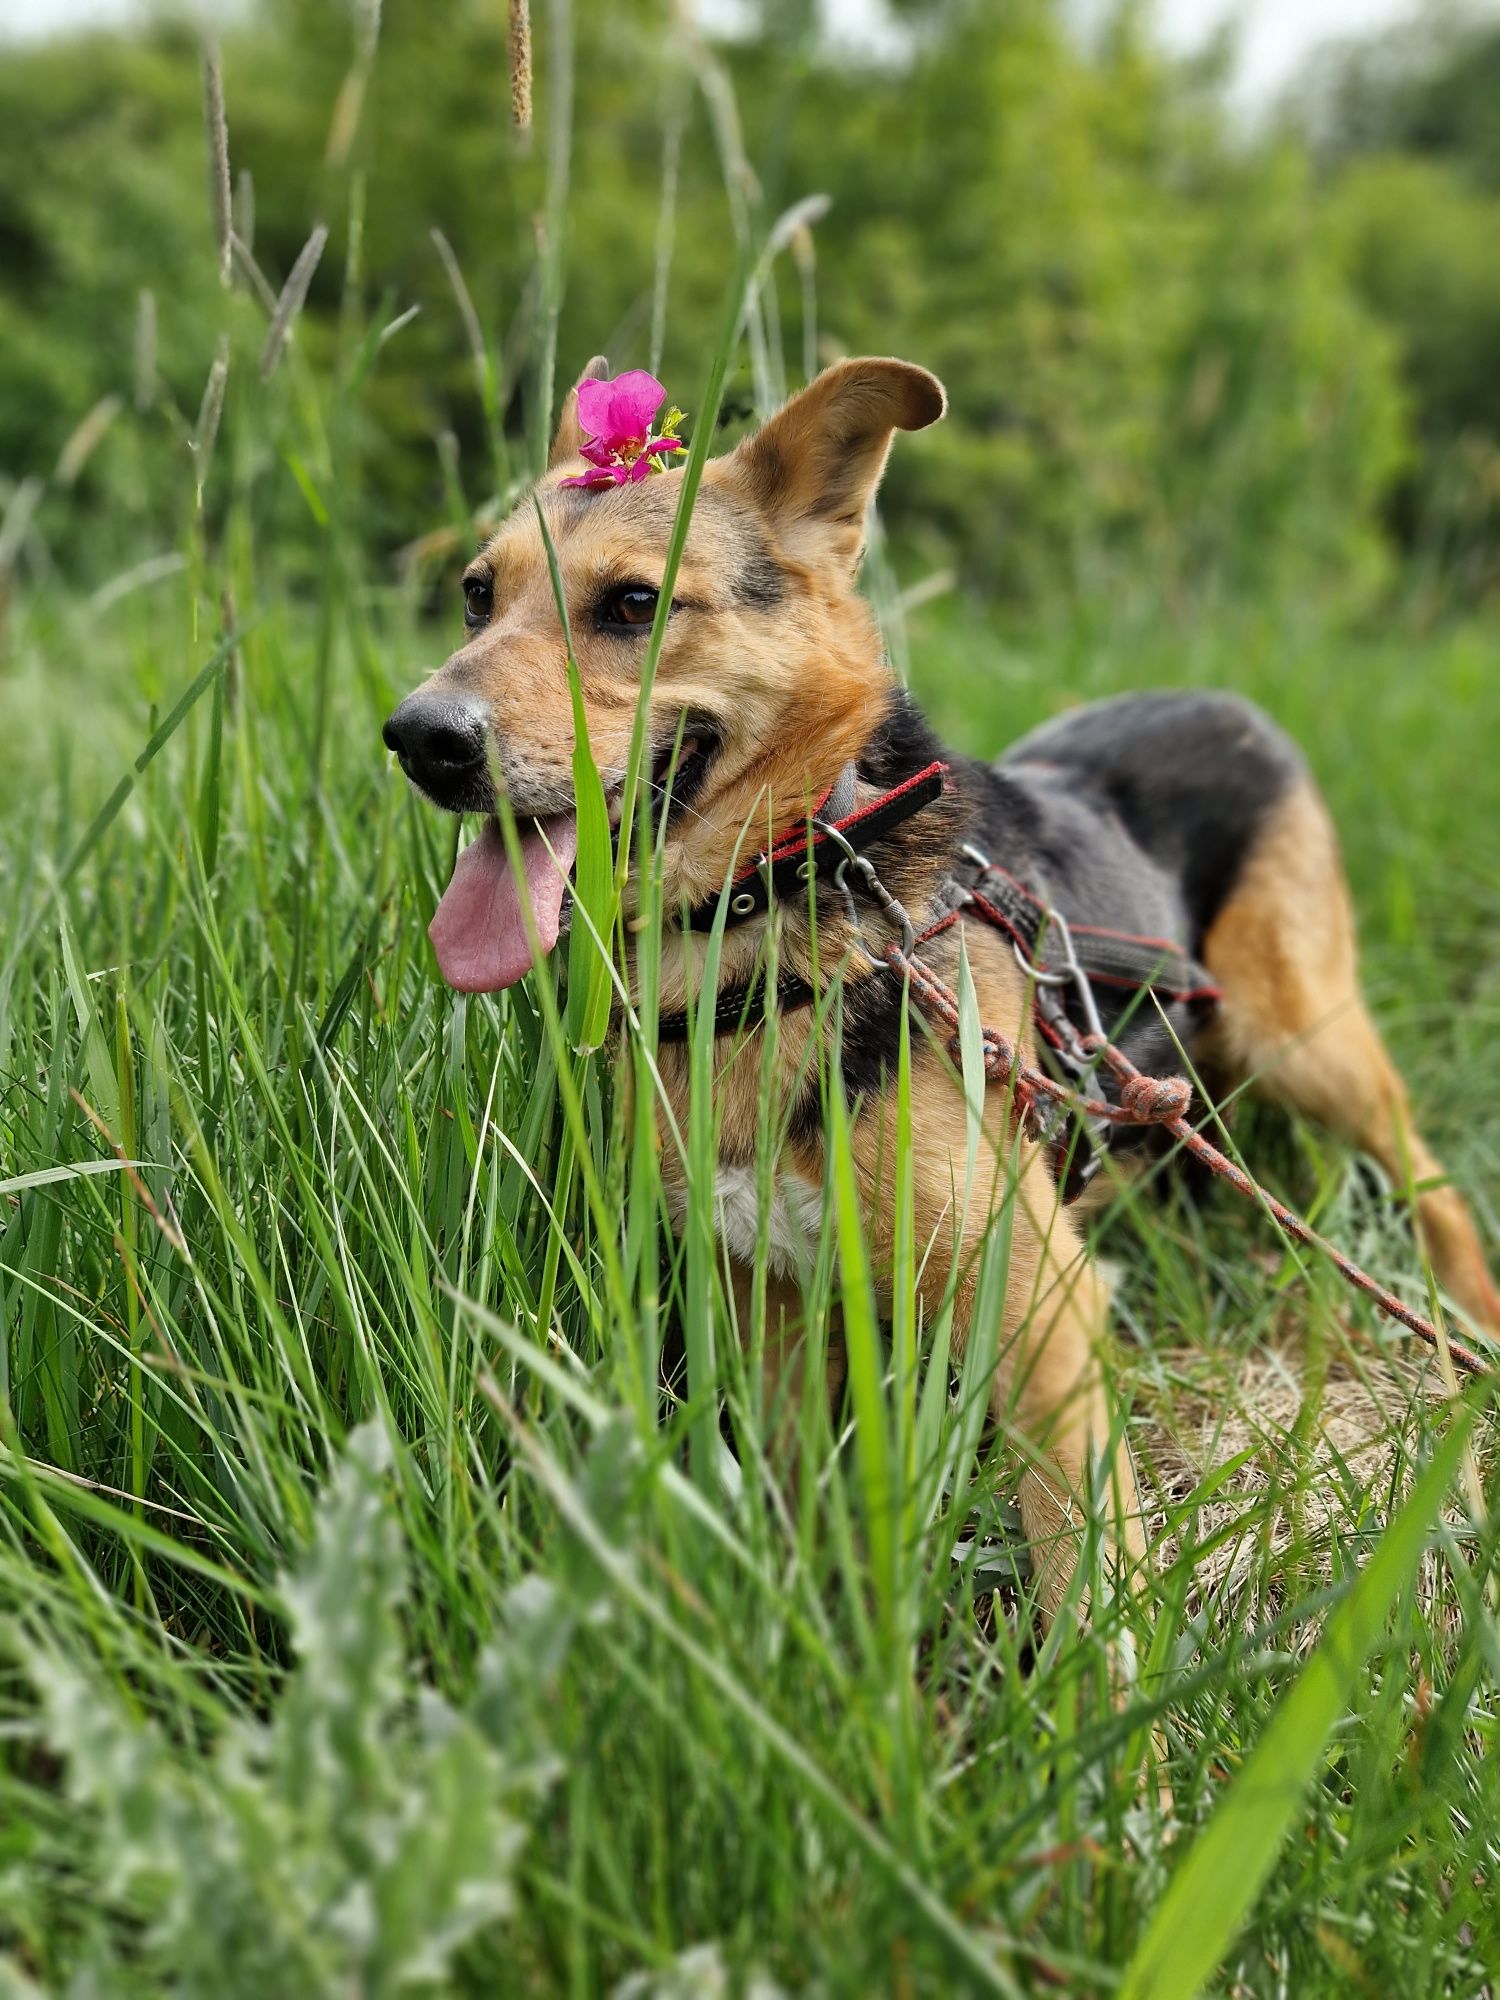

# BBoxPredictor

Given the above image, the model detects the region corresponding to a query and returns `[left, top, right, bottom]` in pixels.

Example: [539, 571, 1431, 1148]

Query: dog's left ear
[728, 357, 945, 570]
[549, 355, 611, 468]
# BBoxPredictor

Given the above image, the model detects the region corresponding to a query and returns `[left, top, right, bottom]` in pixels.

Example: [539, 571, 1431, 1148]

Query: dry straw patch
[1138, 1341, 1460, 1622]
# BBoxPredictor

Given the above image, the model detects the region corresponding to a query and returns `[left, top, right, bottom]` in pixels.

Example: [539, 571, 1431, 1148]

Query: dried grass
[1138, 1341, 1457, 1621]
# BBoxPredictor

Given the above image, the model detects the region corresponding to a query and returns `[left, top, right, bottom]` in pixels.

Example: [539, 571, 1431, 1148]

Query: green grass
[2, 559, 1498, 1996]
[3, 15, 1500, 1995]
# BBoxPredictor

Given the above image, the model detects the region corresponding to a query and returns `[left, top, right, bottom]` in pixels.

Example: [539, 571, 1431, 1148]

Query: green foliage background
[4, 4, 1500, 1995]
[3, 0, 1499, 605]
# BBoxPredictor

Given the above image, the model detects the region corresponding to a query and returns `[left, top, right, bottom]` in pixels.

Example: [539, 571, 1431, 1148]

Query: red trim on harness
[816, 759, 950, 840]
[1085, 971, 1223, 1006]
[756, 776, 839, 872]
[731, 759, 950, 888]
[967, 888, 1034, 949]
[966, 885, 1223, 1008]
[975, 858, 1192, 959]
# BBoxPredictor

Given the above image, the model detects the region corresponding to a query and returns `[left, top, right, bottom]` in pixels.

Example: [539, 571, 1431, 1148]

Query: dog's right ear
[549, 355, 611, 468]
[728, 357, 945, 572]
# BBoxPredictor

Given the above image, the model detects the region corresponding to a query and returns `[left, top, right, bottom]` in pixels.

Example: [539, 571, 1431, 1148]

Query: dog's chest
[664, 1162, 824, 1277]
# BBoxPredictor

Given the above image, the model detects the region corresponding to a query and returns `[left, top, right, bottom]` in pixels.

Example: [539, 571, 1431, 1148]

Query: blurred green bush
[0, 0, 1492, 606]
[1307, 11, 1500, 596]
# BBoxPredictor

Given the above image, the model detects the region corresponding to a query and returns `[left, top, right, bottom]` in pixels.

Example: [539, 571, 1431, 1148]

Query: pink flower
[559, 369, 686, 488]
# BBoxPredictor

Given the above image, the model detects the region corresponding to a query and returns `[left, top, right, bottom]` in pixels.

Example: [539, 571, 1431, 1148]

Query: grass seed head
[201, 41, 233, 287]
[509, 0, 533, 133]
[134, 289, 157, 412]
[55, 396, 123, 488]
[193, 333, 231, 469]
[0, 474, 42, 583]
[234, 168, 255, 255]
[260, 223, 330, 381]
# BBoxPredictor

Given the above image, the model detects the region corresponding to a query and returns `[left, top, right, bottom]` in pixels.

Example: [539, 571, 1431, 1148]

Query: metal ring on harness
[813, 816, 918, 967]
[1032, 903, 1108, 1043]
[1013, 903, 1116, 1201]
[1012, 940, 1072, 990]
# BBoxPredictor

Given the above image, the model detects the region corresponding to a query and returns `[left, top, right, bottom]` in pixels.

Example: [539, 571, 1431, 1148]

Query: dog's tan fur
[1200, 784, 1500, 1333]
[406, 356, 1498, 1612]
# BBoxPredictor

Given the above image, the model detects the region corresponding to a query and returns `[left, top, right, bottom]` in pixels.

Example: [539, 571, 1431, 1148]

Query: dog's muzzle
[382, 694, 495, 813]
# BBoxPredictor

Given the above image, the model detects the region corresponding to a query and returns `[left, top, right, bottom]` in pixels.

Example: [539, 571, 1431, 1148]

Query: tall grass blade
[260, 224, 330, 380]
[1120, 1405, 1477, 2000]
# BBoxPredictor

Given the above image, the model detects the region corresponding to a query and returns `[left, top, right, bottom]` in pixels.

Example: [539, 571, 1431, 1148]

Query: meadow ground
[2, 558, 1498, 1996]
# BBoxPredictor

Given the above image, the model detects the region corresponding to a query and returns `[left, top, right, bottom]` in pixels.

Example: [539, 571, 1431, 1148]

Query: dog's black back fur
[999, 691, 1305, 942]
[859, 687, 1305, 1087]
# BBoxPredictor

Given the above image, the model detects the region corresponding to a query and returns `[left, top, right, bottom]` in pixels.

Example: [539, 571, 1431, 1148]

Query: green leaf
[58, 909, 119, 1140]
[534, 498, 616, 1054]
[827, 1080, 894, 1638]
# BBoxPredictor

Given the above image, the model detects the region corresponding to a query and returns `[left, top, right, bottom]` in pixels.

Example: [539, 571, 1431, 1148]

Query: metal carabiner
[813, 817, 918, 964]
[1036, 903, 1106, 1044]
[1012, 939, 1072, 990]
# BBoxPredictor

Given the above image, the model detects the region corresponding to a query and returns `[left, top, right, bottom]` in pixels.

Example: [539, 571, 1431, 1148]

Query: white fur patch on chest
[665, 1164, 825, 1277]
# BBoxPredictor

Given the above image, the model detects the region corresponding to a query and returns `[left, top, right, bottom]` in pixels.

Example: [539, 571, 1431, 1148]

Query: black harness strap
[655, 971, 817, 1045]
[956, 849, 1221, 1010]
[655, 770, 1220, 1117]
[679, 760, 949, 933]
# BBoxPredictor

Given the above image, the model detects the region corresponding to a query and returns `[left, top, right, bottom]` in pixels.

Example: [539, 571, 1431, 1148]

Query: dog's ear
[549, 355, 611, 468]
[728, 357, 945, 570]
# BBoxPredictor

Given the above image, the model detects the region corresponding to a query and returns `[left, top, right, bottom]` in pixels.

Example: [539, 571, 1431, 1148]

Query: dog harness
[659, 759, 1218, 1042]
[675, 759, 948, 934]
[650, 762, 1490, 1372]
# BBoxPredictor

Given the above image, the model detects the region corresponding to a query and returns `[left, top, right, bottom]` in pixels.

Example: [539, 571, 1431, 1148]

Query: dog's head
[384, 355, 945, 991]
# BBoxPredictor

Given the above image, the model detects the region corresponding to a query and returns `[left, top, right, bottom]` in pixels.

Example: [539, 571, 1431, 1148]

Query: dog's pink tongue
[429, 814, 579, 992]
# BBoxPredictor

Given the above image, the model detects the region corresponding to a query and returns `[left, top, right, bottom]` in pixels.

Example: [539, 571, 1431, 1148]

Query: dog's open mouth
[427, 730, 718, 994]
[428, 813, 580, 994]
[647, 728, 716, 820]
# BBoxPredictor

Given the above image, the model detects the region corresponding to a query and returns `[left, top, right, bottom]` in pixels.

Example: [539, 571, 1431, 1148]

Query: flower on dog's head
[559, 370, 686, 488]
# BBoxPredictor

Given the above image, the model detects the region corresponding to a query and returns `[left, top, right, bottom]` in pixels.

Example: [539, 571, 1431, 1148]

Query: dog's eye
[463, 577, 493, 629]
[597, 584, 659, 634]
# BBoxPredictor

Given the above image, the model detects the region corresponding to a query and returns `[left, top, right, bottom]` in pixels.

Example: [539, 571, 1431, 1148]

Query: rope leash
[671, 756, 1490, 1380]
[885, 937, 1491, 1380]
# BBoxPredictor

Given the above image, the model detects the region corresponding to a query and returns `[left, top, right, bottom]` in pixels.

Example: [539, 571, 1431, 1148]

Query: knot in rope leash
[881, 932, 1491, 1380]
[1113, 1069, 1194, 1126]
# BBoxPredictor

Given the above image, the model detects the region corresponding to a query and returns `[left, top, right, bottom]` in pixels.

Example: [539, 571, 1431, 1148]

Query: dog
[384, 355, 1500, 1613]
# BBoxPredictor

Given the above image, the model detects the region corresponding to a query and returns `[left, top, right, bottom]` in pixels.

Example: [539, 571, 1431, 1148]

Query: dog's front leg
[983, 1164, 1148, 1624]
[846, 1057, 1147, 1618]
[895, 1111, 1147, 1625]
[724, 1255, 847, 1488]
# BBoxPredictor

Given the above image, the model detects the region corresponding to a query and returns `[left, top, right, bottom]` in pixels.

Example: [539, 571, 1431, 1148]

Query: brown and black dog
[385, 356, 1500, 1611]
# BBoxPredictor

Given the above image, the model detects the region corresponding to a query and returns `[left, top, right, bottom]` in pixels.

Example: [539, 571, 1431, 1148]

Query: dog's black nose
[382, 694, 493, 810]
[382, 693, 485, 767]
